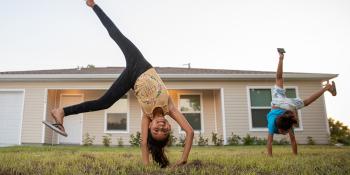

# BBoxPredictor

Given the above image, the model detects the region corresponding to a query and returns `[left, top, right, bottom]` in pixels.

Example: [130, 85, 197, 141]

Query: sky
[1, 0, 349, 126]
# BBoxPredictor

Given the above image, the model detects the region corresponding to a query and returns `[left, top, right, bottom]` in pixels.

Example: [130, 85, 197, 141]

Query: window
[105, 95, 128, 132]
[179, 94, 202, 131]
[248, 87, 300, 129]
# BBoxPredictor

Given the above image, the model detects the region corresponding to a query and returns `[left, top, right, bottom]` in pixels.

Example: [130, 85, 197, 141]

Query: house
[0, 67, 337, 146]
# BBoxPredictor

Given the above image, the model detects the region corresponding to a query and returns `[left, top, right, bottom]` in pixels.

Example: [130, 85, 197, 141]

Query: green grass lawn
[0, 145, 349, 175]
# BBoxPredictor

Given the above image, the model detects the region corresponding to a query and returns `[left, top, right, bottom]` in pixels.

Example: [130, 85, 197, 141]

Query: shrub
[198, 133, 209, 146]
[227, 133, 241, 145]
[82, 133, 95, 146]
[272, 138, 290, 145]
[167, 131, 177, 147]
[256, 138, 268, 145]
[242, 134, 257, 145]
[279, 138, 290, 145]
[102, 134, 112, 147]
[307, 136, 315, 145]
[272, 140, 280, 145]
[329, 118, 350, 145]
[129, 131, 141, 146]
[118, 137, 123, 146]
[176, 135, 186, 147]
[211, 132, 224, 146]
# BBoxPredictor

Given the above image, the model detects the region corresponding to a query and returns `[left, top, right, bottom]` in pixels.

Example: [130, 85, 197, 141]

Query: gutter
[0, 73, 338, 82]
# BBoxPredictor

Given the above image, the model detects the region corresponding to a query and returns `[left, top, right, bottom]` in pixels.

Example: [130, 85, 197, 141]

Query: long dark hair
[276, 110, 298, 131]
[147, 129, 170, 168]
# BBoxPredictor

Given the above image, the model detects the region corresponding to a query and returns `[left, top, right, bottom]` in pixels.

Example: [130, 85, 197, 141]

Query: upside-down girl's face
[149, 117, 171, 141]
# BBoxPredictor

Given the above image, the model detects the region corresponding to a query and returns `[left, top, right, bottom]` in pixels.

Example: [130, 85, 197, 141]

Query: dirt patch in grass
[80, 153, 96, 160]
[121, 153, 133, 158]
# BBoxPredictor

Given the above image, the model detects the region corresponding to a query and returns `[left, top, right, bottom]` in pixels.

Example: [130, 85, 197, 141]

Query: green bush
[117, 137, 123, 146]
[198, 133, 209, 146]
[82, 133, 95, 146]
[256, 138, 268, 145]
[167, 131, 177, 147]
[102, 134, 112, 147]
[272, 138, 289, 145]
[227, 133, 241, 145]
[307, 136, 315, 145]
[242, 134, 257, 145]
[329, 118, 350, 145]
[279, 138, 290, 145]
[211, 132, 224, 146]
[129, 132, 141, 146]
[176, 135, 186, 147]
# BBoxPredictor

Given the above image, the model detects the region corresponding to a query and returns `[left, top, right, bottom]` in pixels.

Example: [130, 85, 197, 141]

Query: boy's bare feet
[86, 0, 95, 7]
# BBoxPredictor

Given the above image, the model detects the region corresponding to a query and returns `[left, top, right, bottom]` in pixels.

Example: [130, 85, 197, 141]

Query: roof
[0, 67, 338, 82]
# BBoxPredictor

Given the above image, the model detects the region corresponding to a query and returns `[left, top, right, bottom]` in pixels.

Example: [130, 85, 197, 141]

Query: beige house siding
[222, 80, 329, 144]
[19, 88, 45, 143]
[166, 89, 218, 145]
[80, 90, 141, 146]
[0, 79, 330, 145]
[0, 82, 47, 144]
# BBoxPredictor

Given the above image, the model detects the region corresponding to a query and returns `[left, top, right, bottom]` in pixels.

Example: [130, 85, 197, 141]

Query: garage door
[0, 90, 24, 145]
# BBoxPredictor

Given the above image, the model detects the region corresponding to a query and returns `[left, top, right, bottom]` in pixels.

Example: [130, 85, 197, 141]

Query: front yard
[0, 145, 349, 175]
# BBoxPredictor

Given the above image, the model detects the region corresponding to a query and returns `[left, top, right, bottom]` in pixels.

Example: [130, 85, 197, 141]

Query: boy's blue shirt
[267, 108, 286, 135]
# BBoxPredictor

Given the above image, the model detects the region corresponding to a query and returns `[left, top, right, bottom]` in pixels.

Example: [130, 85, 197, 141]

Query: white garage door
[0, 90, 24, 145]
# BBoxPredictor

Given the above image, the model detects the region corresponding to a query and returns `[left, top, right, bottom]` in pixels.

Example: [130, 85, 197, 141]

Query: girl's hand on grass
[175, 159, 187, 166]
[170, 159, 187, 169]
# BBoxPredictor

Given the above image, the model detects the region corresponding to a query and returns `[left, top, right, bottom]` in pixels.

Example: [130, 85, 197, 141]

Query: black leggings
[63, 5, 152, 116]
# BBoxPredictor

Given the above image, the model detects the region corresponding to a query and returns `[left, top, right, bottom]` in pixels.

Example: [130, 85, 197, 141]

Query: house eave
[0, 73, 338, 82]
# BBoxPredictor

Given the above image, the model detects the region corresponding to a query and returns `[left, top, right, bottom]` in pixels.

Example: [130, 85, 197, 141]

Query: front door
[59, 94, 83, 144]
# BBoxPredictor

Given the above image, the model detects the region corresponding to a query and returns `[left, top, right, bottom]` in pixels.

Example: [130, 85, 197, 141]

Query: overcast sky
[1, 0, 349, 126]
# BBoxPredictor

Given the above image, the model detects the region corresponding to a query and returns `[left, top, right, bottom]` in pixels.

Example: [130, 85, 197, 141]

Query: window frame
[104, 94, 130, 134]
[177, 93, 204, 134]
[247, 86, 303, 132]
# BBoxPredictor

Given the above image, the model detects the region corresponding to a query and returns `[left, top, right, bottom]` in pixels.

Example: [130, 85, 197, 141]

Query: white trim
[177, 92, 204, 134]
[58, 93, 84, 145]
[0, 89, 25, 145]
[246, 86, 303, 132]
[292, 86, 303, 131]
[213, 90, 218, 133]
[46, 88, 109, 90]
[54, 90, 59, 145]
[321, 84, 331, 135]
[41, 89, 48, 144]
[220, 88, 227, 145]
[0, 73, 338, 81]
[103, 93, 130, 134]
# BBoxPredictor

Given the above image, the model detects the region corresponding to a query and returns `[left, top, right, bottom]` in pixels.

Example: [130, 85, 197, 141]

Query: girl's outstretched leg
[49, 69, 133, 135]
[91, 3, 151, 68]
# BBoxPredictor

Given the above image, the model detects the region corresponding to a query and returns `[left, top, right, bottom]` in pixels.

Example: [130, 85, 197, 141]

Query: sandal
[42, 121, 68, 137]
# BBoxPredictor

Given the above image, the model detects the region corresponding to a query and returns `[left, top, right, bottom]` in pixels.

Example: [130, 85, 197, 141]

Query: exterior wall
[80, 90, 141, 146]
[167, 89, 219, 145]
[0, 82, 47, 144]
[222, 80, 329, 144]
[0, 79, 330, 145]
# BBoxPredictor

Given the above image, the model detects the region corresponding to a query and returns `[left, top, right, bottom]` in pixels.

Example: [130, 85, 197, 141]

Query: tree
[328, 118, 350, 145]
